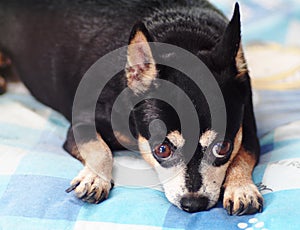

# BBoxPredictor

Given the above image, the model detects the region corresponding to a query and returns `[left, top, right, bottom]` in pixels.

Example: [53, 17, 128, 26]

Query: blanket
[0, 83, 300, 230]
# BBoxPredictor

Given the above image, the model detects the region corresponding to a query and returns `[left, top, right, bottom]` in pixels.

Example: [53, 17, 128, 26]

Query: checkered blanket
[1, 85, 300, 230]
[1, 0, 300, 229]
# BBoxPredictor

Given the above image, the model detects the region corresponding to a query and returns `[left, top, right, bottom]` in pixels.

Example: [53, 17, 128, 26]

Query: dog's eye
[212, 141, 232, 158]
[154, 144, 172, 158]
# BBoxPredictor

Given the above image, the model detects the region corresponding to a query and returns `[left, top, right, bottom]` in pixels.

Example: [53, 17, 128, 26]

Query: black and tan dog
[0, 0, 263, 215]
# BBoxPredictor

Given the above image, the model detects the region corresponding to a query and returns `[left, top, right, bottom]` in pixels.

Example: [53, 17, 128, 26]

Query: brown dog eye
[154, 144, 172, 158]
[212, 141, 232, 158]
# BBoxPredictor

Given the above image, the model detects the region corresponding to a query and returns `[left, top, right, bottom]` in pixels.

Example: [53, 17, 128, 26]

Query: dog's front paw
[223, 182, 263, 215]
[66, 166, 114, 204]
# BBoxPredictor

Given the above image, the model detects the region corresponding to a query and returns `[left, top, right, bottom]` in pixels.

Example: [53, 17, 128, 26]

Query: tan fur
[223, 146, 263, 214]
[69, 134, 113, 202]
[113, 131, 135, 147]
[78, 134, 112, 178]
[68, 144, 85, 163]
[126, 31, 157, 94]
[235, 43, 248, 78]
[225, 147, 256, 185]
[167, 131, 185, 148]
[229, 126, 243, 161]
[199, 130, 217, 148]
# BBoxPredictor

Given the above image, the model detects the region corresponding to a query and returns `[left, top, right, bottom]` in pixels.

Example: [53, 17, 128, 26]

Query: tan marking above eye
[166, 131, 185, 148]
[199, 130, 217, 148]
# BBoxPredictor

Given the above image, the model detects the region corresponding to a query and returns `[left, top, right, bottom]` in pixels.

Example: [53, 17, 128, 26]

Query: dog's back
[0, 0, 225, 119]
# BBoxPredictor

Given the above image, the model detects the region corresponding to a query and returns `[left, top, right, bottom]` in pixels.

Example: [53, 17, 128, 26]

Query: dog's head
[125, 4, 248, 212]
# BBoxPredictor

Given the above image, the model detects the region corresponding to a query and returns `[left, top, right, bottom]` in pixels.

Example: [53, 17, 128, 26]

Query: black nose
[180, 195, 209, 213]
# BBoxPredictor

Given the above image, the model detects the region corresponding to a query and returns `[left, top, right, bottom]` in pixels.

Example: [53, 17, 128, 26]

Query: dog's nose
[180, 195, 209, 213]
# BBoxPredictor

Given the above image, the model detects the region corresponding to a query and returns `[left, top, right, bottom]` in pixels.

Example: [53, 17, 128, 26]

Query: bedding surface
[0, 84, 300, 230]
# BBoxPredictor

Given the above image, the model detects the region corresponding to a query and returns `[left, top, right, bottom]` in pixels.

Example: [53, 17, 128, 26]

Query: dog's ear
[212, 3, 243, 72]
[126, 22, 157, 94]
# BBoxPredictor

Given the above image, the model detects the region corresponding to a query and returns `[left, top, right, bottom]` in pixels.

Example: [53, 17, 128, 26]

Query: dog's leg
[223, 82, 263, 215]
[223, 146, 263, 215]
[64, 127, 114, 204]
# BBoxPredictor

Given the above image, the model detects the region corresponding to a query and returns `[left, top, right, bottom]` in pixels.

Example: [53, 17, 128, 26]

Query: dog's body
[0, 0, 263, 215]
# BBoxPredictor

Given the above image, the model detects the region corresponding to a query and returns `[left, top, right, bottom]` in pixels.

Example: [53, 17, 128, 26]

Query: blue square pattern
[0, 175, 83, 221]
[0, 176, 11, 198]
[163, 202, 260, 230]
[77, 187, 171, 226]
[15, 151, 82, 179]
[163, 189, 300, 230]
[0, 216, 75, 230]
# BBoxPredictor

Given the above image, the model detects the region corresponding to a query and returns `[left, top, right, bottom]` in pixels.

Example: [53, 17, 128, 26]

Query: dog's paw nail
[84, 191, 96, 201]
[223, 183, 264, 215]
[237, 201, 255, 216]
[110, 179, 115, 189]
[258, 198, 264, 213]
[77, 183, 89, 199]
[68, 166, 112, 204]
[234, 201, 245, 215]
[65, 181, 80, 193]
[95, 191, 107, 204]
[226, 200, 234, 215]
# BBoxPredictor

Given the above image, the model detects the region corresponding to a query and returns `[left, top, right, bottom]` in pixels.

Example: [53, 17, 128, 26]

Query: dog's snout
[180, 195, 209, 213]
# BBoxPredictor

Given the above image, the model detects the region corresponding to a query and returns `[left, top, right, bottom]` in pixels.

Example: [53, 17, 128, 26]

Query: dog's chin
[164, 192, 181, 210]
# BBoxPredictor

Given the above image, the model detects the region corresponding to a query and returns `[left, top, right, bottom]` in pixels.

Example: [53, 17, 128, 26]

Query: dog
[0, 0, 263, 215]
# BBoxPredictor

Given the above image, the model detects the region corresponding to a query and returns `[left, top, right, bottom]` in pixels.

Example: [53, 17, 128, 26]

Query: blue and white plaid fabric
[1, 87, 300, 230]
[1, 0, 300, 229]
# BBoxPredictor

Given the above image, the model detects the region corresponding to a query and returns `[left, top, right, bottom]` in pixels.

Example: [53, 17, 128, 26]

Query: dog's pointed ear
[213, 3, 242, 70]
[126, 22, 157, 94]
